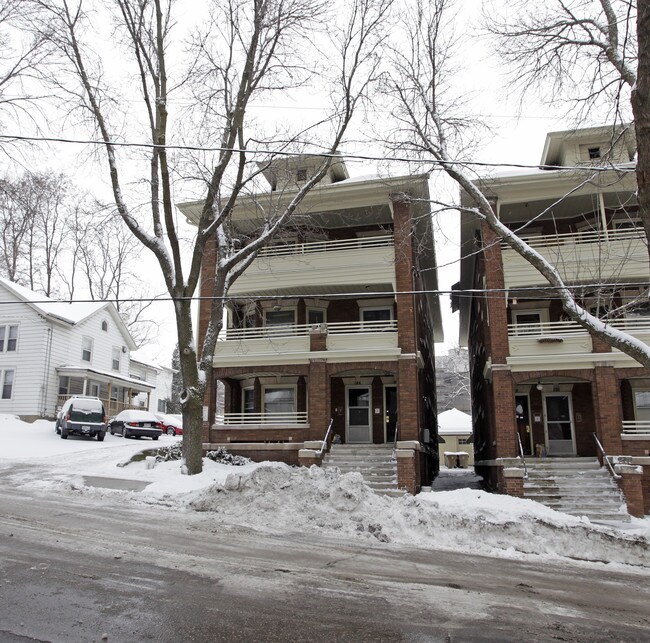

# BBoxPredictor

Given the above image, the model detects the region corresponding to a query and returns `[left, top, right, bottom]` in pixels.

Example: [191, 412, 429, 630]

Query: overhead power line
[4, 282, 650, 307]
[0, 133, 637, 174]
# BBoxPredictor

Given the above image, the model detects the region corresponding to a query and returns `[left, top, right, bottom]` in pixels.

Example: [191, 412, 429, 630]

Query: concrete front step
[522, 457, 629, 523]
[323, 445, 399, 494]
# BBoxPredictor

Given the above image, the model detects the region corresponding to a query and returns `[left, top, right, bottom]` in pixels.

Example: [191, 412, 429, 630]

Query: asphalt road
[0, 479, 649, 642]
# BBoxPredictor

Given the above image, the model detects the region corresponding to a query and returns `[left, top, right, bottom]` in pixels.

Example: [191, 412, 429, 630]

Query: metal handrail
[317, 418, 334, 458]
[391, 422, 399, 460]
[516, 432, 529, 479]
[592, 432, 621, 479]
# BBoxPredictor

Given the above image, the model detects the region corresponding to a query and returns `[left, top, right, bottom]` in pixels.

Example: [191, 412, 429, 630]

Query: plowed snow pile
[183, 464, 650, 567]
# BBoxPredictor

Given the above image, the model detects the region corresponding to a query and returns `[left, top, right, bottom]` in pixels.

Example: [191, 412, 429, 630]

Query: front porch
[56, 367, 155, 417]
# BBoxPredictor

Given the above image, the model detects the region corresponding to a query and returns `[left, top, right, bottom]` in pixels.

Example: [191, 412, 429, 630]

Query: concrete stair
[322, 444, 403, 496]
[523, 457, 630, 523]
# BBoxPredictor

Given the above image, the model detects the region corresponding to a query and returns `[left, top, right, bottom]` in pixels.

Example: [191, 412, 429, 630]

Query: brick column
[396, 442, 420, 494]
[198, 233, 218, 431]
[309, 326, 328, 351]
[481, 219, 509, 365]
[391, 195, 416, 354]
[615, 464, 645, 517]
[501, 467, 525, 497]
[308, 359, 329, 440]
[592, 365, 623, 454]
[397, 355, 419, 441]
[492, 367, 517, 458]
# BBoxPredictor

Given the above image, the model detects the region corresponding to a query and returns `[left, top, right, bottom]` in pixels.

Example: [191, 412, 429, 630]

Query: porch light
[536, 381, 544, 391]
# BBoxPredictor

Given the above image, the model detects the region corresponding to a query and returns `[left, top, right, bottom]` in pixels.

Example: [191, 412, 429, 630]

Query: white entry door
[543, 393, 576, 456]
[346, 386, 372, 443]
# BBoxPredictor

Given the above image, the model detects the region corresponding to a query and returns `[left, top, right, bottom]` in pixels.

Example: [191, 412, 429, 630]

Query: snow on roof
[0, 276, 108, 324]
[437, 408, 472, 435]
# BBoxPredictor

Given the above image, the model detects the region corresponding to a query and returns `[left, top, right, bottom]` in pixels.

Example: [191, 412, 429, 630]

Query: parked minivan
[56, 396, 107, 441]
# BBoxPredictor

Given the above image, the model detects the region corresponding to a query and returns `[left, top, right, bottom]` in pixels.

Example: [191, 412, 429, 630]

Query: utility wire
[0, 133, 637, 174]
[4, 282, 650, 306]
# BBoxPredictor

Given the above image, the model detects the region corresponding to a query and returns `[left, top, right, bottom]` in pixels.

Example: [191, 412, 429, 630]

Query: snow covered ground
[2, 414, 649, 570]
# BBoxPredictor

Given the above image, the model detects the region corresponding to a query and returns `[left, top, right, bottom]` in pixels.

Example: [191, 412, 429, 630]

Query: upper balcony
[507, 316, 650, 365]
[229, 235, 396, 296]
[213, 319, 399, 366]
[501, 228, 649, 289]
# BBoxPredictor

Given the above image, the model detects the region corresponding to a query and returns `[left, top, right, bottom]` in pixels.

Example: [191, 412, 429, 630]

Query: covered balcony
[228, 234, 396, 295]
[501, 227, 648, 289]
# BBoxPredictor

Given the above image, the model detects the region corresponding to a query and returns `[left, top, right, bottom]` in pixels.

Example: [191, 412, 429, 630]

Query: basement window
[587, 147, 601, 160]
[296, 168, 307, 182]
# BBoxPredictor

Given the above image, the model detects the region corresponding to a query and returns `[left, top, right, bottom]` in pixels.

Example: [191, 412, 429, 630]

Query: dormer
[540, 124, 636, 169]
[257, 152, 349, 191]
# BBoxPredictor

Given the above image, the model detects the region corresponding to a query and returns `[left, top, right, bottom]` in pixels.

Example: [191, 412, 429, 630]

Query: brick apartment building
[456, 124, 650, 516]
[180, 155, 443, 493]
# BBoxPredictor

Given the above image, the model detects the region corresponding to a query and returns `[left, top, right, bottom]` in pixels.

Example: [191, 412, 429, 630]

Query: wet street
[0, 479, 649, 642]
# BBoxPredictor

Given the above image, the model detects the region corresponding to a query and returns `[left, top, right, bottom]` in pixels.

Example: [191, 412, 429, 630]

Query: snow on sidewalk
[2, 414, 650, 569]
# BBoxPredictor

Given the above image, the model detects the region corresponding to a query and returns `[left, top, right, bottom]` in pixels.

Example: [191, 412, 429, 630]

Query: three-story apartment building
[180, 156, 443, 492]
[458, 124, 650, 515]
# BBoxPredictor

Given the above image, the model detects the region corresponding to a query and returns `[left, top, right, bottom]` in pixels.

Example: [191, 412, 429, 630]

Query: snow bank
[183, 464, 650, 567]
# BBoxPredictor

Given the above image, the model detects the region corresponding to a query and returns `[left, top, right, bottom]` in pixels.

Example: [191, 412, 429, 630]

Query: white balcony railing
[501, 227, 643, 249]
[222, 319, 397, 341]
[214, 412, 309, 426]
[622, 421, 650, 435]
[257, 234, 394, 258]
[508, 317, 650, 338]
[501, 227, 649, 289]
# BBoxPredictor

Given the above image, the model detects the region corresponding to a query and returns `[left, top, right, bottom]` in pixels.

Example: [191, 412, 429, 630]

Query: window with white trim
[81, 337, 93, 363]
[1, 369, 14, 399]
[511, 309, 548, 335]
[157, 399, 167, 413]
[0, 325, 18, 352]
[112, 347, 121, 371]
[307, 308, 326, 325]
[264, 309, 295, 330]
[634, 390, 650, 421]
[263, 386, 295, 414]
[242, 387, 255, 414]
[360, 307, 393, 327]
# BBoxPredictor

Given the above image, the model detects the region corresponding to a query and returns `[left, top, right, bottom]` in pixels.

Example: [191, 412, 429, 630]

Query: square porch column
[308, 359, 329, 441]
[592, 365, 623, 454]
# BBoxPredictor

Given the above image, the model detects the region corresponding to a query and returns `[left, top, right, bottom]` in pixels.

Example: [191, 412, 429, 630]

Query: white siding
[0, 288, 51, 417]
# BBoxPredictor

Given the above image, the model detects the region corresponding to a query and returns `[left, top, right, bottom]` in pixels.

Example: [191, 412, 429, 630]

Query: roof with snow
[437, 408, 473, 435]
[0, 277, 137, 350]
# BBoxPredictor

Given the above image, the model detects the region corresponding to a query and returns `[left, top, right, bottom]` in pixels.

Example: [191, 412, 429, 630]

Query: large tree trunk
[633, 0, 650, 266]
[175, 298, 205, 475]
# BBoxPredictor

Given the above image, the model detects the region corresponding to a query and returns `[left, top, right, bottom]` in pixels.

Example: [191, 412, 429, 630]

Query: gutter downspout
[41, 325, 53, 417]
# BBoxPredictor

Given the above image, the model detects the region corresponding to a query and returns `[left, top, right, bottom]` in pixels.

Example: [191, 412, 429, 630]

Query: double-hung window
[82, 337, 93, 363]
[112, 347, 121, 371]
[0, 325, 18, 352]
[1, 369, 14, 399]
[263, 386, 295, 415]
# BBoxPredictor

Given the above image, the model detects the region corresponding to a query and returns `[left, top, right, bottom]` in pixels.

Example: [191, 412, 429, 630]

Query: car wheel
[152, 435, 159, 441]
[123, 428, 128, 438]
[61, 428, 68, 439]
[97, 433, 105, 442]
[110, 428, 114, 435]
[166, 427, 175, 436]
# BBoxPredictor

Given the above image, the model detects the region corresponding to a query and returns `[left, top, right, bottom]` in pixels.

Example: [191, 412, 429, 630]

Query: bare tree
[31, 0, 392, 474]
[484, 0, 650, 263]
[382, 0, 650, 368]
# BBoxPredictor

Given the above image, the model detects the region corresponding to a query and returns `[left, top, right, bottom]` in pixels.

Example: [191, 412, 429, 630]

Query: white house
[130, 357, 175, 413]
[0, 277, 154, 420]
[438, 408, 474, 468]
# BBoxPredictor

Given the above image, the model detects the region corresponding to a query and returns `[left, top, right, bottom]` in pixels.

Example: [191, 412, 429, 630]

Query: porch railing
[223, 319, 397, 341]
[501, 227, 642, 250]
[56, 394, 142, 417]
[214, 412, 309, 426]
[621, 420, 650, 435]
[508, 316, 650, 338]
[257, 234, 394, 258]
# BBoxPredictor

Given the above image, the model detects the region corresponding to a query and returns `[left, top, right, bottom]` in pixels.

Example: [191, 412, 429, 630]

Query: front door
[544, 393, 576, 456]
[384, 386, 397, 443]
[346, 386, 372, 443]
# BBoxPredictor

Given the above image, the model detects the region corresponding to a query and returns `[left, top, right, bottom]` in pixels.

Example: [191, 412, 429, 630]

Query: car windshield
[69, 400, 104, 423]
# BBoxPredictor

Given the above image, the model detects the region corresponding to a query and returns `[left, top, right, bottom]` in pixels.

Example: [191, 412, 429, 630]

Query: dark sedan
[109, 410, 163, 440]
